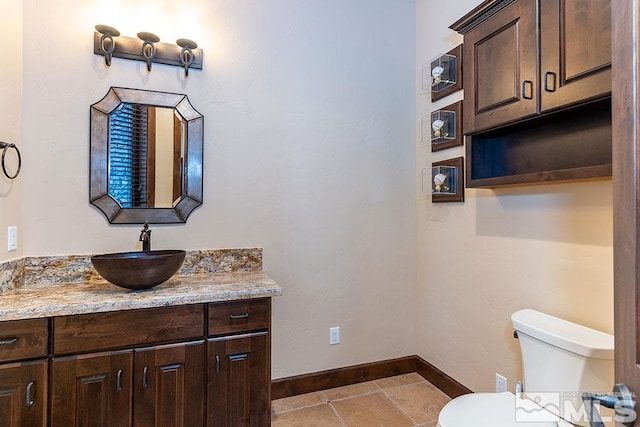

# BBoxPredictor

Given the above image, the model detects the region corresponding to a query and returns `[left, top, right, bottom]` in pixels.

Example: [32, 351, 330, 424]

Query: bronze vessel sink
[91, 250, 186, 290]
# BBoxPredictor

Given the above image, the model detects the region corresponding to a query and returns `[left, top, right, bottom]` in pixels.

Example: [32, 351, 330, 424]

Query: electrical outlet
[496, 373, 507, 393]
[7, 226, 17, 252]
[329, 327, 340, 345]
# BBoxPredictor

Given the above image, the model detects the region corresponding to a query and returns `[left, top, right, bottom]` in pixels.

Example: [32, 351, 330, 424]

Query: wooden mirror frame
[90, 87, 203, 224]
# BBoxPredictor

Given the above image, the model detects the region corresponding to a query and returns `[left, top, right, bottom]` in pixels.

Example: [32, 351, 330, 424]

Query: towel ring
[0, 141, 21, 180]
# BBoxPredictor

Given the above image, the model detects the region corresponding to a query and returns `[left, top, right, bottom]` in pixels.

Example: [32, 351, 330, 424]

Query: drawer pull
[25, 381, 35, 407]
[142, 366, 148, 388]
[0, 337, 18, 346]
[116, 369, 123, 392]
[229, 313, 249, 320]
[215, 355, 220, 375]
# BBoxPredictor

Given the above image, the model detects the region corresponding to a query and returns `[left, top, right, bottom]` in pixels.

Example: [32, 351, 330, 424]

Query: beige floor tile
[271, 404, 343, 427]
[323, 381, 380, 401]
[385, 382, 450, 424]
[375, 372, 425, 389]
[332, 392, 415, 426]
[272, 391, 328, 414]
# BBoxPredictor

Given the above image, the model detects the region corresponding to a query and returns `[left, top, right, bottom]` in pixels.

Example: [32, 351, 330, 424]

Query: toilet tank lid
[511, 309, 613, 359]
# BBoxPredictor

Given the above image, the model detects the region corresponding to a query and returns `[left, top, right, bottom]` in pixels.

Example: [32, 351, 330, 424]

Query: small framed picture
[432, 157, 464, 203]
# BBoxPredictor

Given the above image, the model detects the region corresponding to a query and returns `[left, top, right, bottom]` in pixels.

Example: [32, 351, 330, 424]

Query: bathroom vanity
[0, 251, 281, 427]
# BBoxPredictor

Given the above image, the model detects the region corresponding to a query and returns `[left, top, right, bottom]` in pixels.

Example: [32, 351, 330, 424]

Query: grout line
[381, 387, 421, 426]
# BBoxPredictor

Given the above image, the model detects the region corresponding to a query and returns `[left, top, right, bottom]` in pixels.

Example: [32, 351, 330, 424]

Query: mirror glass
[90, 87, 203, 224]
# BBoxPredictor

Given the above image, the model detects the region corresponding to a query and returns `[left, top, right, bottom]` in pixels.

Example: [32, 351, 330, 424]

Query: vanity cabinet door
[539, 0, 611, 112]
[0, 360, 47, 427]
[207, 332, 269, 427]
[133, 341, 205, 427]
[462, 0, 538, 134]
[50, 350, 132, 427]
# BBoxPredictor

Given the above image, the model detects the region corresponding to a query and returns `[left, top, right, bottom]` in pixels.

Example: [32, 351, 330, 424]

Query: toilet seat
[437, 392, 562, 427]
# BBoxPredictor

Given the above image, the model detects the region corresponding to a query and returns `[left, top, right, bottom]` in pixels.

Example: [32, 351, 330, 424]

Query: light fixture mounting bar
[93, 32, 203, 70]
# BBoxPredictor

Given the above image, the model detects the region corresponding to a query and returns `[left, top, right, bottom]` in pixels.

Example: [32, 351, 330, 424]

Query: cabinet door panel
[207, 332, 269, 427]
[0, 360, 47, 427]
[51, 350, 132, 427]
[540, 0, 611, 111]
[463, 0, 538, 133]
[134, 341, 204, 427]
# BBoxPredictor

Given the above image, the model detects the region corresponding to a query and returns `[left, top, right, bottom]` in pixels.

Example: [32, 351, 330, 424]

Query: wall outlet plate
[7, 226, 17, 252]
[329, 327, 340, 345]
[496, 373, 507, 393]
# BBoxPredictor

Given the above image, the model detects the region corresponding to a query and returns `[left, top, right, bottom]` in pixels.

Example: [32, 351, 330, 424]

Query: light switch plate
[7, 226, 17, 252]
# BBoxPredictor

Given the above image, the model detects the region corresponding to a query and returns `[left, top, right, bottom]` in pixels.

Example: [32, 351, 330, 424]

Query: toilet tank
[511, 309, 614, 396]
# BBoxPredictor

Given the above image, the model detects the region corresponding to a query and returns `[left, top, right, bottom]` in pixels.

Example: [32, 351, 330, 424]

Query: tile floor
[271, 373, 450, 426]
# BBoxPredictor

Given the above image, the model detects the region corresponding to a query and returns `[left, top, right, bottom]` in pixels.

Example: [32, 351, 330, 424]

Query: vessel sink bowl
[91, 250, 186, 290]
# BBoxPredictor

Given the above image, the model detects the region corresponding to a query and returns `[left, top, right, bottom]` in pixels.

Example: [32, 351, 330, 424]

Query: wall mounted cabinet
[451, 0, 612, 187]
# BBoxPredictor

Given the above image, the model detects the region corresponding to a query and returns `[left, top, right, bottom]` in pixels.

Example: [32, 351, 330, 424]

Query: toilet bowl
[437, 391, 564, 426]
[437, 309, 614, 427]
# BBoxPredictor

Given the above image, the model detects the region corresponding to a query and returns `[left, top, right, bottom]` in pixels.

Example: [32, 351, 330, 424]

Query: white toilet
[437, 309, 614, 427]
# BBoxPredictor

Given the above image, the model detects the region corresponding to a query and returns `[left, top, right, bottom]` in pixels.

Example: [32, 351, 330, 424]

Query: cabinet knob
[544, 71, 557, 92]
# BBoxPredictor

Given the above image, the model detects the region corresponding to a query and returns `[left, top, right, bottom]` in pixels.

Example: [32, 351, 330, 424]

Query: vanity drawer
[0, 318, 48, 363]
[53, 304, 205, 355]
[208, 298, 270, 336]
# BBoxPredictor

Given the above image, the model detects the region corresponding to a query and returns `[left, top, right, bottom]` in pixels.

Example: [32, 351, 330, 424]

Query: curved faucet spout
[139, 221, 152, 251]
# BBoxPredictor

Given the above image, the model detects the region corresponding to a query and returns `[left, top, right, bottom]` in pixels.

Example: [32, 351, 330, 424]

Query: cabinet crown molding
[450, 0, 517, 34]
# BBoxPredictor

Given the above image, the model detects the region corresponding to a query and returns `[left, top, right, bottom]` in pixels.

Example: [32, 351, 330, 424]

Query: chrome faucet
[139, 222, 151, 251]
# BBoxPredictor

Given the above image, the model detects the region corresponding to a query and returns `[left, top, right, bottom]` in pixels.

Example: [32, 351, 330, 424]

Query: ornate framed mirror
[90, 87, 203, 224]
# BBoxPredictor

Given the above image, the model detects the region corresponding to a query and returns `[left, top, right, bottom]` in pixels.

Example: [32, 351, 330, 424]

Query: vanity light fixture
[137, 32, 160, 72]
[95, 25, 120, 67]
[176, 38, 198, 77]
[93, 26, 203, 76]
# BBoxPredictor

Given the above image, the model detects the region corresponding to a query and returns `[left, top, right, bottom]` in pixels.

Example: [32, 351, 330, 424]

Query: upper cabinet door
[463, 0, 538, 134]
[539, 0, 611, 112]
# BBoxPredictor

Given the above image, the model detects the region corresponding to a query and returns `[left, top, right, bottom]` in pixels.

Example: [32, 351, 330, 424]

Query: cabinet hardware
[544, 71, 557, 92]
[522, 80, 534, 99]
[25, 381, 35, 407]
[215, 356, 220, 375]
[142, 366, 148, 388]
[228, 353, 249, 362]
[116, 369, 123, 392]
[229, 313, 249, 320]
[0, 337, 18, 345]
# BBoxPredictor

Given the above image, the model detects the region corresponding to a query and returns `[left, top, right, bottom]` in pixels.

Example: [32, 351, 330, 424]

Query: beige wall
[16, 0, 417, 379]
[415, 0, 614, 392]
[0, 1, 24, 262]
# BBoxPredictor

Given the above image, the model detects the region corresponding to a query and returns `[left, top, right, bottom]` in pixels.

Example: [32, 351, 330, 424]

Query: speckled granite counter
[0, 247, 282, 321]
[0, 271, 281, 321]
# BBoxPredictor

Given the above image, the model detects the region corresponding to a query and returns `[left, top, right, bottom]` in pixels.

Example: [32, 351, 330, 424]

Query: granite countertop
[0, 271, 282, 321]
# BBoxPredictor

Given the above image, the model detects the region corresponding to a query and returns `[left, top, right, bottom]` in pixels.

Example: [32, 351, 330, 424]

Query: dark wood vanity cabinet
[207, 299, 271, 427]
[45, 298, 271, 426]
[458, 0, 611, 134]
[0, 318, 49, 427]
[0, 360, 47, 427]
[133, 341, 205, 427]
[51, 350, 133, 427]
